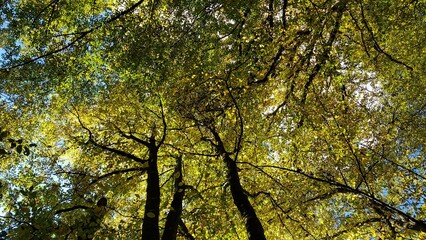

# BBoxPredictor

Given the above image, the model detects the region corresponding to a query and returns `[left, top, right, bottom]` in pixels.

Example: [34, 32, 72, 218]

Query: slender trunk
[141, 143, 160, 240]
[209, 128, 266, 239]
[223, 154, 266, 240]
[162, 156, 185, 240]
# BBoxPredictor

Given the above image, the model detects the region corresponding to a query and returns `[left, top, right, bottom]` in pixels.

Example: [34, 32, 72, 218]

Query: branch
[302, 188, 350, 203]
[248, 46, 284, 85]
[0, 215, 39, 231]
[158, 99, 167, 147]
[113, 124, 150, 147]
[4, 30, 92, 70]
[55, 205, 90, 214]
[89, 139, 148, 164]
[236, 161, 288, 191]
[247, 190, 296, 236]
[104, 0, 145, 25]
[321, 218, 382, 239]
[31, 0, 60, 27]
[208, 126, 228, 155]
[90, 167, 147, 185]
[348, 10, 371, 58]
[299, 1, 346, 107]
[359, 1, 413, 71]
[163, 143, 218, 157]
[223, 74, 243, 160]
[360, 143, 426, 180]
[338, 125, 371, 191]
[267, 0, 274, 29]
[242, 163, 426, 233]
[71, 106, 148, 164]
[282, 0, 288, 29]
[178, 218, 195, 240]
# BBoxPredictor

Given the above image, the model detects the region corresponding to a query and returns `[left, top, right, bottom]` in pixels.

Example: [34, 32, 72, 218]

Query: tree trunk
[162, 156, 185, 240]
[223, 154, 266, 240]
[141, 142, 160, 240]
[209, 128, 266, 239]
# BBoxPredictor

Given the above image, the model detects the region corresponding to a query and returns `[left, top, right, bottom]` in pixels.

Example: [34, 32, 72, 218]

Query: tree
[0, 0, 425, 239]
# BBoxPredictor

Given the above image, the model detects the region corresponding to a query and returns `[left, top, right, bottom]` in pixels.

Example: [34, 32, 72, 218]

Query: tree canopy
[0, 0, 426, 239]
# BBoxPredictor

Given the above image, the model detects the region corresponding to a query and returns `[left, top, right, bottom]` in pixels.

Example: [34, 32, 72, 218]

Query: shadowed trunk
[141, 140, 160, 240]
[210, 129, 266, 240]
[162, 156, 185, 240]
[223, 154, 266, 240]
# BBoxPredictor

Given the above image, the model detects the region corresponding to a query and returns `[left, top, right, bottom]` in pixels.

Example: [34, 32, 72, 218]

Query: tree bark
[210, 129, 266, 240]
[162, 156, 185, 240]
[141, 141, 160, 240]
[223, 154, 266, 240]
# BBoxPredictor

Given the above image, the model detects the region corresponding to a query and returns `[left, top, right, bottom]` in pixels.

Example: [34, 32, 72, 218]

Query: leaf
[0, 131, 8, 140]
[97, 197, 107, 207]
[146, 212, 156, 218]
[0, 149, 7, 155]
[16, 145, 22, 154]
[23, 147, 30, 156]
[8, 138, 16, 148]
[142, 162, 149, 168]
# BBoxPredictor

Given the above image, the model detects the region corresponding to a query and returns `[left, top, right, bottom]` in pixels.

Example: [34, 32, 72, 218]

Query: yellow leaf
[146, 212, 155, 218]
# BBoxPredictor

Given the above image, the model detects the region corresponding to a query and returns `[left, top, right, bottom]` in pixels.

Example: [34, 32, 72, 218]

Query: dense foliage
[1, 0, 425, 239]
